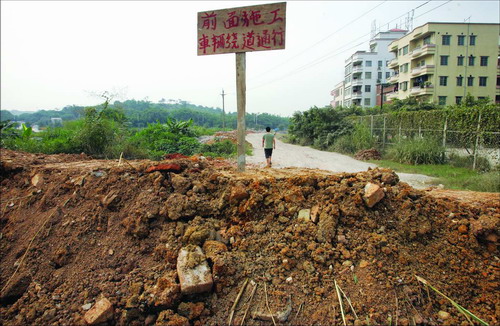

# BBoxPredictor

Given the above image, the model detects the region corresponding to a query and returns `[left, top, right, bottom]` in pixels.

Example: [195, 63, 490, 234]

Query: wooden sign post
[197, 2, 286, 172]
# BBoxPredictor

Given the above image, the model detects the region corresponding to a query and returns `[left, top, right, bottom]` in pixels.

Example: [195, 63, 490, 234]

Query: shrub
[388, 138, 445, 165]
[129, 122, 201, 160]
[448, 153, 491, 172]
[331, 124, 376, 154]
[445, 171, 500, 192]
[199, 139, 235, 157]
[330, 135, 356, 154]
[288, 106, 353, 147]
[73, 107, 125, 158]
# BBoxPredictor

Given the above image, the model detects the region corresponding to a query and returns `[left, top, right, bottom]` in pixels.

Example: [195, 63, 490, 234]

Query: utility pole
[220, 89, 226, 129]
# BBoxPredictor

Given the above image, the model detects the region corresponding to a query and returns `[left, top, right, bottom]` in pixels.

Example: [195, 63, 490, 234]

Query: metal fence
[353, 113, 500, 169]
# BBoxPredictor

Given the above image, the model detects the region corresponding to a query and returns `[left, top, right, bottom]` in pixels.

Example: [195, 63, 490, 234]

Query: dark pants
[264, 148, 273, 158]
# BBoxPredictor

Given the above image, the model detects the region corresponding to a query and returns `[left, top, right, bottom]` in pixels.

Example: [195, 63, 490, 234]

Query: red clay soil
[0, 149, 498, 326]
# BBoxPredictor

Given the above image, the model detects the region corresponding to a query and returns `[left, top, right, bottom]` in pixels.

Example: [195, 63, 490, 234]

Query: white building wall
[333, 29, 407, 108]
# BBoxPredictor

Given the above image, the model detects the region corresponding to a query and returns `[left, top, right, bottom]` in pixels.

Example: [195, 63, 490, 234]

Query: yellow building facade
[386, 22, 500, 105]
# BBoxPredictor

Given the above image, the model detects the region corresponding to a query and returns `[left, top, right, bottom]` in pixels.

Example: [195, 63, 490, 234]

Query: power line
[248, 0, 388, 81]
[245, 0, 452, 92]
[248, 40, 367, 91]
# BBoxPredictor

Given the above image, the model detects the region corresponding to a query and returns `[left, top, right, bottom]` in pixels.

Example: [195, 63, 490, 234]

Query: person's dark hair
[266, 127, 271, 132]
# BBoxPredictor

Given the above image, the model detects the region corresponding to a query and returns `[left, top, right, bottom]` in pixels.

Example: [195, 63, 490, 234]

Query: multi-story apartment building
[330, 81, 345, 107]
[385, 22, 500, 105]
[331, 29, 407, 108]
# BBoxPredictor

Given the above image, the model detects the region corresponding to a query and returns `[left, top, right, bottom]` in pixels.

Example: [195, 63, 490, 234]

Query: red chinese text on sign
[197, 2, 286, 55]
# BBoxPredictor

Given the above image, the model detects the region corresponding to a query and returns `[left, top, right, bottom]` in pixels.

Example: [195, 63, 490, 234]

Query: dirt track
[246, 133, 437, 189]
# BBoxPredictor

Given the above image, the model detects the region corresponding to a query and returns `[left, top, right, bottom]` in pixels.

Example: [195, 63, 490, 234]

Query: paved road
[245, 133, 437, 189]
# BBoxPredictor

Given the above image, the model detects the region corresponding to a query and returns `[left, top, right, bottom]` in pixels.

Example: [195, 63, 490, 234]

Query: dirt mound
[354, 148, 381, 161]
[0, 150, 498, 326]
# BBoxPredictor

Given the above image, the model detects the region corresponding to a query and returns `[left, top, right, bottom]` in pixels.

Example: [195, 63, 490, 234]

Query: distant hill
[0, 99, 290, 130]
[9, 110, 37, 115]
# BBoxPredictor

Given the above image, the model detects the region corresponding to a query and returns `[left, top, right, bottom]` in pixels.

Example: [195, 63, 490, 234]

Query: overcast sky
[1, 0, 498, 116]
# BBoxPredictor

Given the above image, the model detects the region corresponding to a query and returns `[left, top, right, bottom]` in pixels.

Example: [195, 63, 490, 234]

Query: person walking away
[262, 127, 276, 168]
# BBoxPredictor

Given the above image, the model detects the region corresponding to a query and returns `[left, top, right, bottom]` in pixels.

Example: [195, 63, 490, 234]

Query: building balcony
[352, 56, 363, 65]
[410, 84, 434, 95]
[386, 91, 399, 100]
[411, 65, 435, 76]
[352, 66, 363, 73]
[387, 74, 399, 84]
[411, 44, 436, 59]
[351, 91, 363, 99]
[351, 79, 363, 86]
[388, 58, 399, 68]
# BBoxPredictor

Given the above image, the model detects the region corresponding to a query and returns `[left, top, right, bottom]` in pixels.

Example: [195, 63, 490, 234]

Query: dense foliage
[331, 124, 376, 154]
[1, 99, 290, 130]
[353, 102, 499, 149]
[287, 106, 360, 149]
[1, 101, 248, 160]
[387, 138, 446, 165]
[287, 97, 498, 178]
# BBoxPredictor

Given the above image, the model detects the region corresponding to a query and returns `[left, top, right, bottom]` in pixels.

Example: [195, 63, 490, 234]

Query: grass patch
[370, 159, 499, 192]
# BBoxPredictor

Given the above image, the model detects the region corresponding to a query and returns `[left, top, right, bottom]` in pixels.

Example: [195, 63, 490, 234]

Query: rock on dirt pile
[0, 149, 498, 326]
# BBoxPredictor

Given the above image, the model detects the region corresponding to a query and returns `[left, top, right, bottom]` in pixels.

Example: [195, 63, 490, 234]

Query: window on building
[365, 85, 371, 92]
[440, 56, 449, 66]
[480, 56, 488, 66]
[438, 96, 447, 105]
[479, 77, 487, 86]
[457, 35, 465, 46]
[456, 96, 462, 104]
[366, 60, 372, 67]
[469, 35, 476, 45]
[385, 60, 389, 67]
[398, 49, 402, 56]
[457, 56, 464, 66]
[439, 76, 448, 86]
[456, 76, 463, 86]
[386, 72, 390, 79]
[467, 76, 474, 86]
[378, 72, 382, 80]
[403, 45, 409, 55]
[469, 56, 475, 66]
[365, 72, 372, 79]
[378, 60, 383, 67]
[364, 98, 371, 106]
[400, 81, 408, 91]
[423, 35, 431, 45]
[442, 35, 451, 45]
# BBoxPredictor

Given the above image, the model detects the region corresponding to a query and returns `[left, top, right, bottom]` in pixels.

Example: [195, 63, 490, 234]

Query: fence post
[398, 121, 402, 140]
[382, 116, 386, 148]
[370, 115, 374, 137]
[472, 111, 482, 171]
[418, 121, 422, 138]
[442, 116, 448, 147]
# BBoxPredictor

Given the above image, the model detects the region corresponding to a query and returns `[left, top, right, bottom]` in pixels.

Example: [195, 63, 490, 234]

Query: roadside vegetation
[0, 100, 253, 161]
[286, 95, 499, 192]
[0, 99, 289, 130]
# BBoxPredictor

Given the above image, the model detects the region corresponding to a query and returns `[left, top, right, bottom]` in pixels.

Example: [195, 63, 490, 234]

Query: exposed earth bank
[0, 149, 498, 326]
